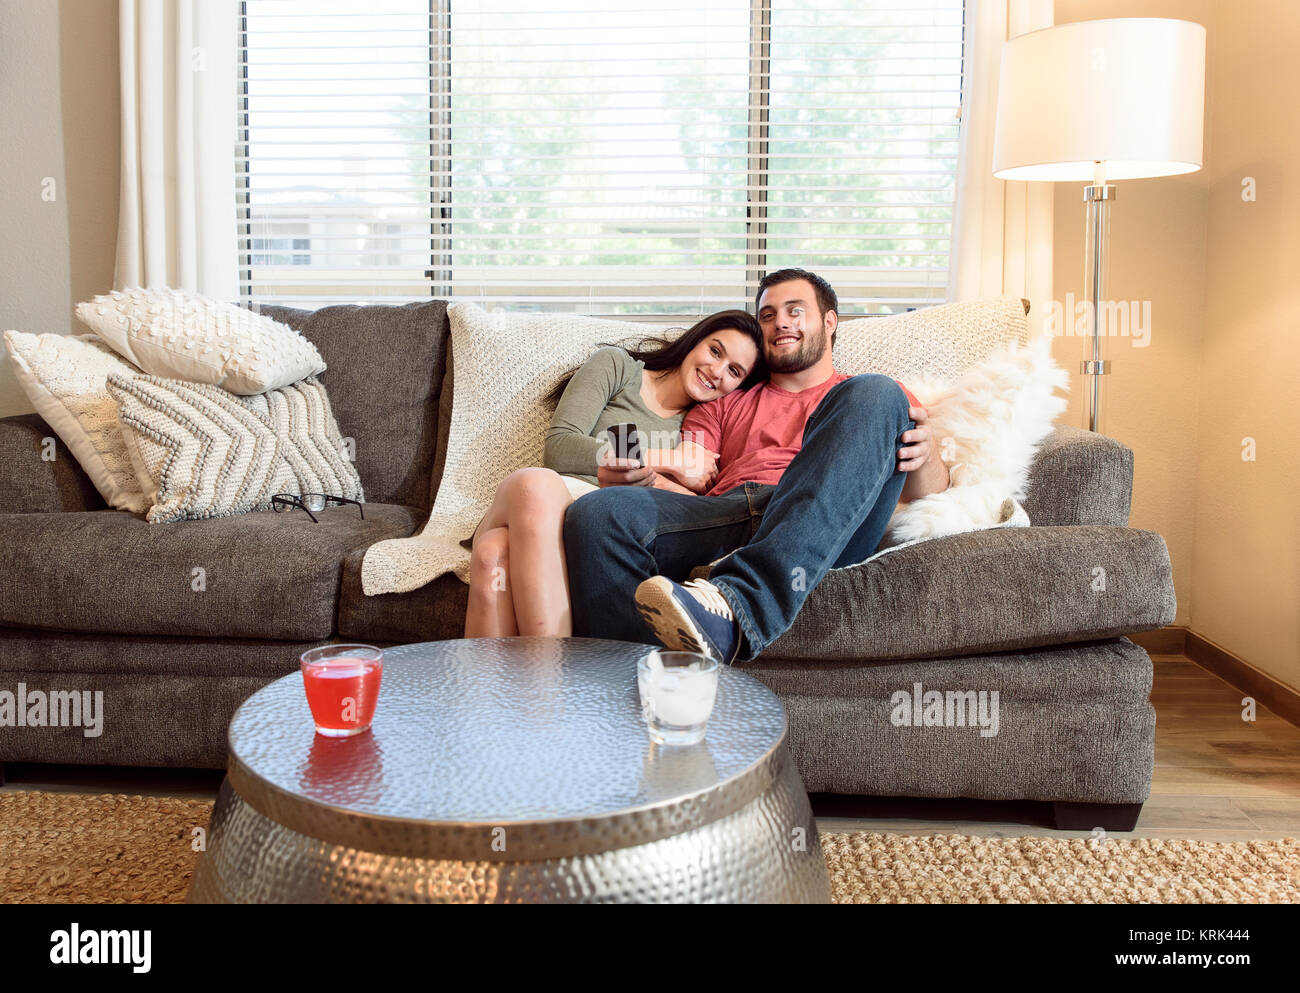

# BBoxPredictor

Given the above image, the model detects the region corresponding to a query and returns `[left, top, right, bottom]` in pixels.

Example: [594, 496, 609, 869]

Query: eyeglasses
[271, 493, 365, 524]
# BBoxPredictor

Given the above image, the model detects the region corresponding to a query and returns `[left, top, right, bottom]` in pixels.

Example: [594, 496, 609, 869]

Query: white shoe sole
[634, 576, 713, 658]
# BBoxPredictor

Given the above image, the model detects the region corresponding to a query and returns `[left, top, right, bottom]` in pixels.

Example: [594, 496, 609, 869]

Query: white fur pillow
[362, 302, 671, 594]
[868, 332, 1068, 554]
[75, 286, 325, 395]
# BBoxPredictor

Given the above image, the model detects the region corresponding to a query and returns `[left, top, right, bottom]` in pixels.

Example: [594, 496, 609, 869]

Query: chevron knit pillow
[106, 373, 362, 524]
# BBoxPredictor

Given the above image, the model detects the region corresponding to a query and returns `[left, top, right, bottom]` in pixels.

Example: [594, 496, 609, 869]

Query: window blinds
[239, 0, 964, 315]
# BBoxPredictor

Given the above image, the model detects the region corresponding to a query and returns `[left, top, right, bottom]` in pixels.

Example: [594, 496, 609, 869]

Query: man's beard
[765, 319, 830, 373]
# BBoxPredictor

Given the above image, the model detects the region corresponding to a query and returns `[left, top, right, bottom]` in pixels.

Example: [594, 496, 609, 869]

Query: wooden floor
[814, 653, 1300, 841]
[4, 653, 1298, 841]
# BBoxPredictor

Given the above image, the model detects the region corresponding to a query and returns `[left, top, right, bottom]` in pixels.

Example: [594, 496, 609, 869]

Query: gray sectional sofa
[0, 299, 1176, 828]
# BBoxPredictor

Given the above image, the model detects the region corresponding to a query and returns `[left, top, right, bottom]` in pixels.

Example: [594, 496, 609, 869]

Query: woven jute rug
[823, 831, 1300, 903]
[0, 790, 215, 904]
[3, 790, 1298, 903]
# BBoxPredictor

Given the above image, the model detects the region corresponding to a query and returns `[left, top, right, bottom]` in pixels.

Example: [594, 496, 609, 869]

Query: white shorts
[560, 475, 600, 501]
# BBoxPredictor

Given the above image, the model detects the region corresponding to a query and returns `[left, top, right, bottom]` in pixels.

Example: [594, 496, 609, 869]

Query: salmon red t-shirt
[681, 371, 920, 497]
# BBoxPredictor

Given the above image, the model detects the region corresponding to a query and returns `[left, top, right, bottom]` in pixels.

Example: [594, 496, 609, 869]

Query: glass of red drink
[299, 644, 384, 737]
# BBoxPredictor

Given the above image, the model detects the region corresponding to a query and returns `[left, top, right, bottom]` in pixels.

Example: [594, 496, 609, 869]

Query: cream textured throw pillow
[833, 296, 1030, 383]
[362, 302, 671, 594]
[76, 287, 325, 395]
[106, 373, 362, 524]
[3, 330, 150, 512]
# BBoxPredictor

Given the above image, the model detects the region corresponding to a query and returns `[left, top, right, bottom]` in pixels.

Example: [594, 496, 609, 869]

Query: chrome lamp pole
[1083, 164, 1115, 433]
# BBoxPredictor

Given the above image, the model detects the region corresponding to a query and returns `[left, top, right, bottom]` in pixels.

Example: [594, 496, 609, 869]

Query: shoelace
[683, 579, 733, 619]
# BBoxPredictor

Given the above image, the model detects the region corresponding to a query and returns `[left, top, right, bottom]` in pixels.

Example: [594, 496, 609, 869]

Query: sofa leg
[1052, 801, 1143, 831]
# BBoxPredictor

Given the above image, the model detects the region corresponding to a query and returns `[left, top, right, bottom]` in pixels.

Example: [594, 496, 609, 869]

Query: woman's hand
[596, 448, 658, 488]
[646, 442, 719, 493]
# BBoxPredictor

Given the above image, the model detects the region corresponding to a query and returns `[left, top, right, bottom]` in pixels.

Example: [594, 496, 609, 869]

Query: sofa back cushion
[257, 301, 449, 510]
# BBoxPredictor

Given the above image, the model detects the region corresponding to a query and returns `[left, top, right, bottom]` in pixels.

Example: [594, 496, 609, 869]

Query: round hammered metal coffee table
[188, 637, 830, 903]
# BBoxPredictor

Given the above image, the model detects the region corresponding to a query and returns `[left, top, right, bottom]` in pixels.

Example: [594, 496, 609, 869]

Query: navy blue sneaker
[635, 576, 741, 664]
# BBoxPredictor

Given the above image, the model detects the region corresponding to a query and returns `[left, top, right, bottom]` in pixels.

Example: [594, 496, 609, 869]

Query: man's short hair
[755, 268, 838, 320]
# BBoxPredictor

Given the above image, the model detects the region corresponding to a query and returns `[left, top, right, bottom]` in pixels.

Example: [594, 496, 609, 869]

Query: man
[563, 268, 949, 664]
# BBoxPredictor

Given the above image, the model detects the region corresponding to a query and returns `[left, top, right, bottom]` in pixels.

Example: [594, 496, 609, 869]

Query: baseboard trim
[1131, 625, 1300, 728]
[1184, 630, 1300, 729]
[1129, 627, 1186, 655]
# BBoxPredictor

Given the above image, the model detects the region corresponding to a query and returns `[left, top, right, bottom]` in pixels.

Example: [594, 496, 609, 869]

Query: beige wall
[1192, 1, 1300, 687]
[1055, 0, 1299, 691]
[0, 0, 120, 418]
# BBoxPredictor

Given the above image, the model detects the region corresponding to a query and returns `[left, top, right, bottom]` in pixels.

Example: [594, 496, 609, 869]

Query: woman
[464, 310, 764, 639]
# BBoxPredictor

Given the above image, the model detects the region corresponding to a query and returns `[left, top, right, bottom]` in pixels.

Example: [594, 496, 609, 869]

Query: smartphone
[604, 422, 644, 468]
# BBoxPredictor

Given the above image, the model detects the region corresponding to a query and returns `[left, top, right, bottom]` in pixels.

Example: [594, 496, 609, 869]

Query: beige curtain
[115, 0, 239, 298]
[948, 0, 1055, 332]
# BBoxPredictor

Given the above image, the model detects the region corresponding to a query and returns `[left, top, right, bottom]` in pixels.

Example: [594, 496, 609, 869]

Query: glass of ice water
[636, 650, 720, 746]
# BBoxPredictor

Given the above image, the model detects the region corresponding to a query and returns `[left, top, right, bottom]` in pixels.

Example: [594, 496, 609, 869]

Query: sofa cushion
[761, 524, 1175, 662]
[0, 413, 105, 514]
[337, 522, 1174, 658]
[0, 504, 423, 640]
[740, 637, 1155, 803]
[256, 301, 448, 511]
[337, 548, 467, 643]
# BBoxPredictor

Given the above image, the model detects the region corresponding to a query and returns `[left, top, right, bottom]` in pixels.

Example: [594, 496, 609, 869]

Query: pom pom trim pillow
[2, 330, 150, 513]
[76, 287, 325, 395]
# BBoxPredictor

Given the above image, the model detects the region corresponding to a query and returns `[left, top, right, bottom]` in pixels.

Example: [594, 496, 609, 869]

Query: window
[239, 0, 964, 315]
[250, 236, 311, 266]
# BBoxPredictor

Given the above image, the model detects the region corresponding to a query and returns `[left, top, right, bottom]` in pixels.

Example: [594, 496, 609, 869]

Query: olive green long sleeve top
[544, 346, 685, 486]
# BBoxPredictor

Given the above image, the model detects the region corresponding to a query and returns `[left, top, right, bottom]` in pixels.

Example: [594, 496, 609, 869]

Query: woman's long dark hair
[544, 309, 766, 407]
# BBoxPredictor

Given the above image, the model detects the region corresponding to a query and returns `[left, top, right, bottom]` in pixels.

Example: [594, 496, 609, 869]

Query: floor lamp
[991, 18, 1206, 434]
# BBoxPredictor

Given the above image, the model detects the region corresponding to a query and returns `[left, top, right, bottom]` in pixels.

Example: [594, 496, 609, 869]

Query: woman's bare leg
[465, 526, 516, 637]
[501, 468, 575, 637]
[465, 479, 519, 637]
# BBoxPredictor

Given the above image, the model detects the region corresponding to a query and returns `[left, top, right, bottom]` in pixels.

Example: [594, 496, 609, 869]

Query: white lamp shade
[992, 18, 1205, 182]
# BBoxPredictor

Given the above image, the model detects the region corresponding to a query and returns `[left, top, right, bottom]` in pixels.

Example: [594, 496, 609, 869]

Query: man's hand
[897, 404, 950, 503]
[897, 405, 933, 472]
[648, 440, 719, 493]
[650, 474, 697, 494]
[596, 450, 658, 488]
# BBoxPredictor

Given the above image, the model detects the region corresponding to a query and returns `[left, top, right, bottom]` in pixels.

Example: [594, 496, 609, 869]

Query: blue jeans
[562, 374, 914, 661]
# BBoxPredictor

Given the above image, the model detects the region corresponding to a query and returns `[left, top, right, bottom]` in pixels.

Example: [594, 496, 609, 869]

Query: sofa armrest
[1022, 425, 1133, 527]
[0, 414, 105, 513]
[762, 523, 1176, 662]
